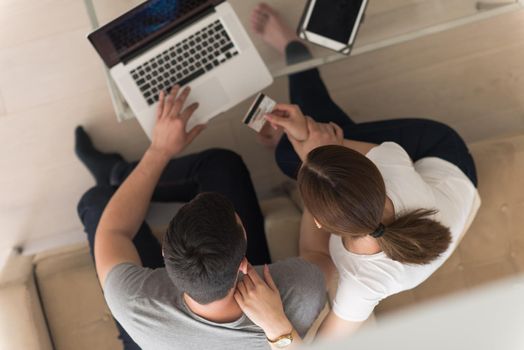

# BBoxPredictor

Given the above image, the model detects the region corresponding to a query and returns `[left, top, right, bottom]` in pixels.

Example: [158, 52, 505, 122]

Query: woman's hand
[235, 264, 293, 341]
[289, 118, 344, 161]
[299, 118, 344, 159]
[265, 103, 344, 161]
[149, 86, 206, 160]
[265, 104, 309, 142]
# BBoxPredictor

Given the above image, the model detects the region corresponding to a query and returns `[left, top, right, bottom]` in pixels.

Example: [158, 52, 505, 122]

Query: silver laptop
[88, 0, 273, 139]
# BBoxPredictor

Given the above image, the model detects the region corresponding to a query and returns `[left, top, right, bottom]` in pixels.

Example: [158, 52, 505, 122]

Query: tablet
[298, 0, 368, 54]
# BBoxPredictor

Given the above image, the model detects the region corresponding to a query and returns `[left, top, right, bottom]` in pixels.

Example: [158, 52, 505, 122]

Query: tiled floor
[324, 9, 524, 142]
[0, 0, 89, 49]
[0, 93, 5, 116]
[1, 1, 524, 270]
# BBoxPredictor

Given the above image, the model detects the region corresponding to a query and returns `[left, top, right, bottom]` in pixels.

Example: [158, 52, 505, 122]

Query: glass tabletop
[83, 0, 522, 120]
[85, 0, 522, 76]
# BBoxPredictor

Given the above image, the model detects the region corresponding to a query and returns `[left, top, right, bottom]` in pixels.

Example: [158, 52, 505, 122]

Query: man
[75, 85, 326, 350]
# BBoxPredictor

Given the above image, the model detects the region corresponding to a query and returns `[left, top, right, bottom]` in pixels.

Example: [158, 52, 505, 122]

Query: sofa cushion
[0, 251, 53, 350]
[34, 244, 122, 350]
[146, 198, 304, 261]
[260, 196, 302, 261]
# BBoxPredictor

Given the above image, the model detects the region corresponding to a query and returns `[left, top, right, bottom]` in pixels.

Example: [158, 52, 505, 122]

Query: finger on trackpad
[185, 78, 230, 131]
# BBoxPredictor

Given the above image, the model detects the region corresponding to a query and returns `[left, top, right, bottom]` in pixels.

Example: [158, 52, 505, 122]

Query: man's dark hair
[162, 192, 247, 304]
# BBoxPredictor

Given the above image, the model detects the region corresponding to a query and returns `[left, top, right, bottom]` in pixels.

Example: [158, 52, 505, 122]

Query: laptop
[88, 0, 273, 139]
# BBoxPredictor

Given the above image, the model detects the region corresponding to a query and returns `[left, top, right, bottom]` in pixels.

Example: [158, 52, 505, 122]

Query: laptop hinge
[121, 6, 216, 65]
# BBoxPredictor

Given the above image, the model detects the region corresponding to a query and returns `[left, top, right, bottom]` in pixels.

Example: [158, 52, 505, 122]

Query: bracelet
[267, 329, 294, 348]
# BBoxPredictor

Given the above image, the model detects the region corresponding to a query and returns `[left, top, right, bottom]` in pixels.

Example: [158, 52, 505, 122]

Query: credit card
[242, 93, 276, 132]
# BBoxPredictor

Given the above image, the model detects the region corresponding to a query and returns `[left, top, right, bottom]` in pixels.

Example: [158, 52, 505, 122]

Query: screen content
[89, 0, 209, 67]
[107, 0, 206, 55]
[306, 0, 364, 44]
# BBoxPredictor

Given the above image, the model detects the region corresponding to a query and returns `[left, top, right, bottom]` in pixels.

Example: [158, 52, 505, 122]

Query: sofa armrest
[0, 249, 53, 350]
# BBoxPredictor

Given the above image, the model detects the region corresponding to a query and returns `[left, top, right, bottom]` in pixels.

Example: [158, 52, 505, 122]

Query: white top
[330, 142, 479, 322]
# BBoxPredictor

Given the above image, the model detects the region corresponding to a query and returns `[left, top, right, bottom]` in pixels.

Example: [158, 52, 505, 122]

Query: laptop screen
[89, 0, 212, 68]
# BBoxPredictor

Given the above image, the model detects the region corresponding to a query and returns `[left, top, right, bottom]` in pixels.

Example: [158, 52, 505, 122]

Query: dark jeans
[77, 148, 271, 350]
[277, 42, 478, 187]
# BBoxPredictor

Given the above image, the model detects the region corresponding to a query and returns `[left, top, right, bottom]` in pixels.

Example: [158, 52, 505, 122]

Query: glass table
[83, 0, 524, 121]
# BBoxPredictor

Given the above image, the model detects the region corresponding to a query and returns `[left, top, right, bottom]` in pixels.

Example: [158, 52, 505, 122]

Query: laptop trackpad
[185, 78, 230, 131]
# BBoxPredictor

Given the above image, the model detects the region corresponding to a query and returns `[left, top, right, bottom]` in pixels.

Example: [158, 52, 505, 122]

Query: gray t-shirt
[104, 257, 326, 350]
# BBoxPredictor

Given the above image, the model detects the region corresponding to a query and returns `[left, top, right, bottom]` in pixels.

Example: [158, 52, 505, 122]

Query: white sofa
[2, 133, 524, 349]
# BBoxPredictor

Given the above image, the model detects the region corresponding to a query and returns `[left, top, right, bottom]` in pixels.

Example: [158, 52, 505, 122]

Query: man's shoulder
[104, 263, 177, 304]
[265, 258, 327, 338]
[266, 257, 325, 294]
[267, 257, 321, 278]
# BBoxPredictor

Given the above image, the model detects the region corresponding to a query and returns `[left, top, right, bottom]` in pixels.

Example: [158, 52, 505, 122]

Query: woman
[233, 3, 480, 347]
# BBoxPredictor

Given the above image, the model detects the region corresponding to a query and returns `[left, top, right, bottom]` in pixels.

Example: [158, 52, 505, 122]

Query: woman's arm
[235, 265, 366, 346]
[317, 311, 364, 339]
[299, 211, 366, 339]
[343, 139, 377, 156]
[299, 209, 337, 286]
[235, 264, 304, 349]
[266, 103, 377, 160]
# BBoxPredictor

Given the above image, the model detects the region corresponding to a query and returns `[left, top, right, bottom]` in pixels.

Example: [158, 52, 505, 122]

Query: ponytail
[299, 145, 452, 266]
[378, 209, 451, 265]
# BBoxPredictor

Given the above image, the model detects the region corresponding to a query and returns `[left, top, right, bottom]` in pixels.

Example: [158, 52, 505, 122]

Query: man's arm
[94, 149, 169, 286]
[95, 86, 205, 287]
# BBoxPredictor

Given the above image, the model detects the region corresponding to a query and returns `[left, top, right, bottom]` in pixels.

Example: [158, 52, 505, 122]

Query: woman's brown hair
[298, 145, 451, 265]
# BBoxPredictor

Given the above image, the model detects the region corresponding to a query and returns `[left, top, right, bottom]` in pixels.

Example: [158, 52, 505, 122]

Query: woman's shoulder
[365, 142, 435, 214]
[330, 236, 438, 301]
[329, 235, 403, 285]
[366, 142, 477, 215]
[366, 142, 413, 168]
[330, 239, 406, 306]
[368, 141, 476, 191]
[414, 156, 476, 188]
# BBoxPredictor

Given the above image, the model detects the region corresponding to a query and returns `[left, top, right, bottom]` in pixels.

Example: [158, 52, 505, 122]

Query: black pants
[77, 148, 271, 350]
[277, 42, 478, 186]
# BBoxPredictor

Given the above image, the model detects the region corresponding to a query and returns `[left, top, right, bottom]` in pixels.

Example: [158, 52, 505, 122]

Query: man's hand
[150, 85, 206, 159]
[234, 264, 293, 341]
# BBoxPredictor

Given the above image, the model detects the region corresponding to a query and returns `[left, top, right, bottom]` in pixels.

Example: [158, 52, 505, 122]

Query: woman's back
[328, 142, 479, 322]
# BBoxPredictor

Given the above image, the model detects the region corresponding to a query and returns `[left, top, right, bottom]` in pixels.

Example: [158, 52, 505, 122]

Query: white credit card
[242, 93, 276, 132]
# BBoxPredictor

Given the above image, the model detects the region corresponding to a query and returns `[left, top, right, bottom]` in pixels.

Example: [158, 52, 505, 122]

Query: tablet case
[296, 0, 368, 56]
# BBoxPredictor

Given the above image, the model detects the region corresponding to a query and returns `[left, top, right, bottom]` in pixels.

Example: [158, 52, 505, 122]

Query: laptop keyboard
[130, 20, 238, 106]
